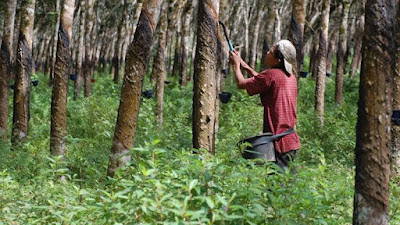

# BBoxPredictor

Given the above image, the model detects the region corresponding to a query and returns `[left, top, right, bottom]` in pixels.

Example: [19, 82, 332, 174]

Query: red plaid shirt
[243, 69, 300, 153]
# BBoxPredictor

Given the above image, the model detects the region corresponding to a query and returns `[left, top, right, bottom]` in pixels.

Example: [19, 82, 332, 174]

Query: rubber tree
[107, 0, 163, 177]
[0, 0, 17, 139]
[392, 0, 400, 175]
[353, 0, 395, 223]
[179, 0, 193, 86]
[334, 0, 350, 105]
[261, 1, 276, 70]
[314, 0, 330, 124]
[152, 2, 168, 125]
[349, 1, 365, 78]
[74, 0, 86, 100]
[84, 0, 95, 98]
[50, 0, 75, 157]
[192, 0, 220, 155]
[288, 0, 305, 76]
[49, 0, 61, 85]
[12, 0, 36, 145]
[249, 0, 264, 69]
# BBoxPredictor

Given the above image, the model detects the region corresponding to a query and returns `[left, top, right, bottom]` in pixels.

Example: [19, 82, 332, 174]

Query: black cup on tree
[32, 80, 39, 86]
[70, 74, 77, 81]
[326, 72, 332, 77]
[300, 71, 309, 78]
[392, 110, 400, 126]
[219, 92, 232, 103]
[10, 84, 14, 90]
[143, 89, 154, 98]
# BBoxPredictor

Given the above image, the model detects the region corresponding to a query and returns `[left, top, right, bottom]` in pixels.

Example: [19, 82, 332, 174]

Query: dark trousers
[275, 150, 297, 169]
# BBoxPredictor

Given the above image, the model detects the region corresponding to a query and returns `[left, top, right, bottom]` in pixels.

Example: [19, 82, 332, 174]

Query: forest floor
[0, 70, 399, 224]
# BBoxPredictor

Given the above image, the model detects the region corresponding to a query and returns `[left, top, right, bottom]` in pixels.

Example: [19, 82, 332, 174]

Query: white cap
[276, 40, 296, 75]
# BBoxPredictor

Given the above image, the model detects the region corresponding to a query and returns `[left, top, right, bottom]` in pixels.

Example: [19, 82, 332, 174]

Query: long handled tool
[219, 21, 234, 51]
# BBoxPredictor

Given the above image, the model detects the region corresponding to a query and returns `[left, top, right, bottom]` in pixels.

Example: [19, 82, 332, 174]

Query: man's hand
[229, 50, 241, 69]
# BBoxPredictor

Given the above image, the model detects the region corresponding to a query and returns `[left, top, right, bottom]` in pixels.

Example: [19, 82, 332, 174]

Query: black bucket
[70, 74, 77, 81]
[300, 71, 308, 78]
[219, 92, 232, 103]
[143, 89, 154, 98]
[238, 133, 276, 161]
[326, 72, 332, 77]
[32, 80, 39, 86]
[393, 110, 400, 125]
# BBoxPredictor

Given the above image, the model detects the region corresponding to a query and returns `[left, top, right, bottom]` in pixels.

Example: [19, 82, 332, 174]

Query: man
[230, 40, 300, 169]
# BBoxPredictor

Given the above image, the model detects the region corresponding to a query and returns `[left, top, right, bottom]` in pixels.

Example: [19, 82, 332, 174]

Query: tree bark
[84, 0, 95, 98]
[349, 2, 365, 78]
[314, 0, 330, 124]
[12, 0, 36, 145]
[152, 2, 168, 125]
[249, 0, 264, 70]
[0, 0, 17, 139]
[179, 1, 192, 86]
[261, 1, 276, 70]
[353, 0, 395, 224]
[74, 0, 86, 100]
[335, 1, 350, 105]
[326, 30, 337, 75]
[192, 0, 220, 155]
[49, 0, 61, 86]
[50, 0, 75, 157]
[288, 0, 305, 76]
[107, 0, 163, 177]
[392, 0, 400, 176]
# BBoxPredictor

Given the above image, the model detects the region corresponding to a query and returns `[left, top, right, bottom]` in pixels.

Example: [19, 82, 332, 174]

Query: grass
[0, 69, 399, 224]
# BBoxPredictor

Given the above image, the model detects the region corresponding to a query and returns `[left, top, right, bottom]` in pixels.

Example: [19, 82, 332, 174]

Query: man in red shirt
[230, 40, 300, 169]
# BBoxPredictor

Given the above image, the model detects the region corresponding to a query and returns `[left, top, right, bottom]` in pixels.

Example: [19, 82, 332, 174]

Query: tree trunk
[179, 1, 192, 86]
[107, 0, 163, 177]
[0, 0, 17, 139]
[153, 2, 168, 125]
[326, 31, 337, 75]
[192, 0, 220, 155]
[349, 3, 365, 78]
[49, 0, 61, 86]
[12, 0, 36, 145]
[249, 0, 264, 69]
[74, 0, 86, 100]
[392, 0, 400, 176]
[353, 0, 394, 224]
[261, 1, 276, 70]
[310, 32, 319, 77]
[314, 0, 330, 124]
[84, 0, 95, 98]
[288, 0, 305, 75]
[50, 0, 75, 157]
[335, 1, 350, 105]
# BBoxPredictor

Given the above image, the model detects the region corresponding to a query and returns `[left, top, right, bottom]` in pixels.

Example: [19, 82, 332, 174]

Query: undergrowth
[0, 70, 399, 224]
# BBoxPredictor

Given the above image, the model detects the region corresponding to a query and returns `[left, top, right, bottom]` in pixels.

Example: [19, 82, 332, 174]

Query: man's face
[265, 45, 280, 67]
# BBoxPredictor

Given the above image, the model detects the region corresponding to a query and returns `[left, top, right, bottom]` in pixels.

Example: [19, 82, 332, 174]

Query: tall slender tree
[353, 0, 395, 223]
[314, 0, 330, 124]
[335, 1, 350, 105]
[152, 2, 168, 125]
[74, 0, 86, 100]
[50, 0, 75, 157]
[49, 0, 61, 85]
[12, 0, 36, 145]
[107, 0, 163, 177]
[179, 0, 192, 86]
[192, 0, 220, 154]
[0, 0, 17, 139]
[288, 0, 305, 75]
[83, 0, 95, 97]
